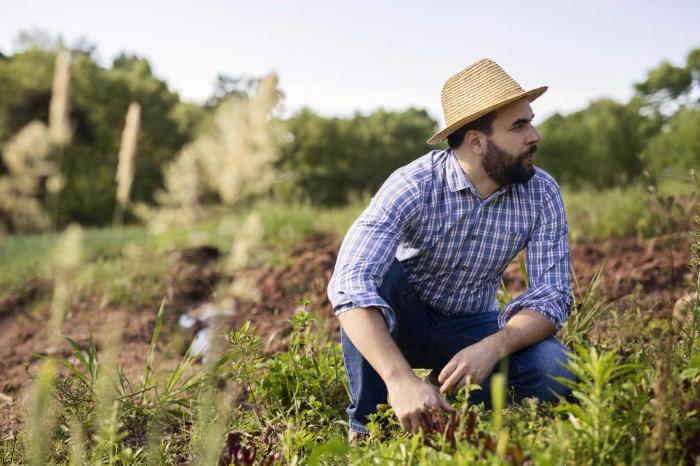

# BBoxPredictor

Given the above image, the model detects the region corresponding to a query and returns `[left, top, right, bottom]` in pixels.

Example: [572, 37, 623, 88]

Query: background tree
[0, 43, 200, 226]
[525, 98, 659, 188]
[641, 108, 700, 177]
[279, 107, 436, 205]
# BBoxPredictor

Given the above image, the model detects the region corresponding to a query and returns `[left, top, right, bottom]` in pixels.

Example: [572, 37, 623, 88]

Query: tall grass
[48, 51, 72, 147]
[114, 102, 141, 226]
[137, 73, 286, 233]
[47, 224, 82, 347]
[0, 50, 72, 233]
[562, 175, 696, 240]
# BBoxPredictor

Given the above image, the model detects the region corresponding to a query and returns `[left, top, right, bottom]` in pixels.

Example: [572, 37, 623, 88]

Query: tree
[0, 45, 201, 226]
[536, 98, 660, 188]
[641, 108, 700, 177]
[634, 47, 700, 117]
[278, 107, 437, 205]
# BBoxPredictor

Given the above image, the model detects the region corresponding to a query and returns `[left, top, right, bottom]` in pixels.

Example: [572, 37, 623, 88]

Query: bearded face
[482, 138, 537, 185]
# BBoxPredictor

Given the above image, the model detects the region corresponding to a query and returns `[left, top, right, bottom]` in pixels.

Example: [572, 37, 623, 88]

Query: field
[1, 181, 699, 465]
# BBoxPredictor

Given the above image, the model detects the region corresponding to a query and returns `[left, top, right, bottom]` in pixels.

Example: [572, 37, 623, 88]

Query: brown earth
[0, 231, 695, 439]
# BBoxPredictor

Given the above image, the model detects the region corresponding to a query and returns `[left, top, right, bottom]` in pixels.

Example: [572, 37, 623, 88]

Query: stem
[50, 145, 65, 231]
[113, 201, 126, 227]
[241, 347, 264, 425]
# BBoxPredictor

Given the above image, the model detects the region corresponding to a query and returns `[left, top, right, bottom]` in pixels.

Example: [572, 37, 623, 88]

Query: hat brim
[427, 86, 548, 145]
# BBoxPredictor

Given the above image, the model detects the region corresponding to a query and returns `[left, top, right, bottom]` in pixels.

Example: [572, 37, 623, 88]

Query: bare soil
[0, 231, 694, 439]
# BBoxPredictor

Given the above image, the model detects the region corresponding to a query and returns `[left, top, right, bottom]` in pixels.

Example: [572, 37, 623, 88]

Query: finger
[438, 395, 457, 413]
[452, 374, 471, 393]
[463, 374, 472, 388]
[398, 414, 411, 432]
[438, 362, 456, 384]
[440, 367, 464, 394]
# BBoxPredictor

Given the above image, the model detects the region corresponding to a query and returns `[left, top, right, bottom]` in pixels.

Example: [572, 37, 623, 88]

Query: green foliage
[42, 302, 236, 465]
[642, 108, 700, 177]
[554, 345, 646, 465]
[10, 274, 700, 465]
[255, 309, 348, 422]
[3, 41, 700, 461]
[228, 308, 349, 429]
[0, 47, 199, 227]
[563, 263, 606, 347]
[278, 106, 436, 205]
[536, 98, 659, 188]
[634, 47, 700, 110]
[562, 179, 696, 241]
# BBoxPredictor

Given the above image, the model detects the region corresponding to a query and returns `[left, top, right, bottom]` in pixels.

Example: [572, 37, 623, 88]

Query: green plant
[563, 263, 606, 348]
[254, 308, 348, 423]
[554, 345, 645, 465]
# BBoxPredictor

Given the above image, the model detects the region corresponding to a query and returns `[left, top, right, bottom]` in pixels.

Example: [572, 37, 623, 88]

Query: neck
[451, 147, 501, 199]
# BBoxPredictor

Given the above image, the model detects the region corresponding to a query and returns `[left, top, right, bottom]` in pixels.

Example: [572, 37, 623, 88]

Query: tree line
[0, 35, 698, 231]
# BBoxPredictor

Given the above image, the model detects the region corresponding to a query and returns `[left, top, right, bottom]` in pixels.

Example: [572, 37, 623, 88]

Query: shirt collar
[446, 149, 513, 197]
[446, 149, 474, 193]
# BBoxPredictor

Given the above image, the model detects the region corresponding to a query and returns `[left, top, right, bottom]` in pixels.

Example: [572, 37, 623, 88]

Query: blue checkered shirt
[327, 149, 573, 331]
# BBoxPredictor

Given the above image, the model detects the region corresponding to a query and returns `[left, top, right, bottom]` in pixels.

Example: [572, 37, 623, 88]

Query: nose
[526, 124, 541, 145]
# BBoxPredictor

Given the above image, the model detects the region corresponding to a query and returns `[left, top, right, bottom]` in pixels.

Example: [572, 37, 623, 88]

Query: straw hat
[427, 59, 547, 145]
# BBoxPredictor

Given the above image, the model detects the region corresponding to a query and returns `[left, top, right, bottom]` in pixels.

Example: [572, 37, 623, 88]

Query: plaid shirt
[327, 149, 573, 330]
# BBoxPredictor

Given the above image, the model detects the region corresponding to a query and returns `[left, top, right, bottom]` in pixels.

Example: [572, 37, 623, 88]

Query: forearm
[484, 309, 556, 359]
[338, 306, 416, 385]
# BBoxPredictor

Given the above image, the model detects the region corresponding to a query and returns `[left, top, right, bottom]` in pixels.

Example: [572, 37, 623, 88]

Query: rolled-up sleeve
[498, 180, 573, 330]
[327, 169, 422, 329]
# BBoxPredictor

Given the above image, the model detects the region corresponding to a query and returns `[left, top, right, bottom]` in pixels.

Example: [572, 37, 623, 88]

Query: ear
[464, 130, 487, 156]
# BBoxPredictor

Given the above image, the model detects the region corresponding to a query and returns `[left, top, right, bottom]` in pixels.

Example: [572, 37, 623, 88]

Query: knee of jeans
[531, 339, 576, 396]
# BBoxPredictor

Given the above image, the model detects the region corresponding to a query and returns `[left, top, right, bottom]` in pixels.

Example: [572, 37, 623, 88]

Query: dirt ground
[0, 231, 695, 439]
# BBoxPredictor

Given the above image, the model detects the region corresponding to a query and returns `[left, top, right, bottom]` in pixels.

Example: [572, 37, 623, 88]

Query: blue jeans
[340, 259, 575, 433]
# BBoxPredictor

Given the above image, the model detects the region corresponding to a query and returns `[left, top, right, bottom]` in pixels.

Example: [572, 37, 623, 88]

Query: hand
[386, 373, 456, 433]
[438, 339, 501, 395]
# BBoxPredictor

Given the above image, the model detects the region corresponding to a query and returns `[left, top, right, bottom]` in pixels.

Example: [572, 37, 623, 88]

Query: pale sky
[2, 0, 699, 124]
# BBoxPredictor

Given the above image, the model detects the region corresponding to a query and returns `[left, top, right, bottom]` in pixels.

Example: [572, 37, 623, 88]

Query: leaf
[307, 435, 349, 466]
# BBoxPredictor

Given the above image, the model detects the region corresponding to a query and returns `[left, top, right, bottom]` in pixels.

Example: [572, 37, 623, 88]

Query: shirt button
[471, 235, 477, 240]
[460, 265, 468, 271]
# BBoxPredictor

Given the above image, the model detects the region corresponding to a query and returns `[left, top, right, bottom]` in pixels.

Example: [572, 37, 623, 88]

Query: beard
[482, 138, 537, 185]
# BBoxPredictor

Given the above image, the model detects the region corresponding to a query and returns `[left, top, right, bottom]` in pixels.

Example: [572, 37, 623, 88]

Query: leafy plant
[554, 345, 645, 465]
[563, 263, 607, 348]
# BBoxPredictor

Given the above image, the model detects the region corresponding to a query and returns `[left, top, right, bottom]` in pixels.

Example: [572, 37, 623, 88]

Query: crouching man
[327, 59, 576, 442]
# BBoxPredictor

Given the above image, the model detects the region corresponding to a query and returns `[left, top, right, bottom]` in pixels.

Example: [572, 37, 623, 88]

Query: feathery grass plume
[0, 51, 71, 233]
[48, 224, 83, 349]
[46, 50, 72, 229]
[26, 359, 58, 466]
[191, 325, 237, 465]
[67, 415, 86, 466]
[0, 121, 54, 231]
[90, 314, 127, 464]
[139, 73, 285, 231]
[191, 384, 230, 465]
[228, 212, 263, 271]
[229, 274, 262, 303]
[48, 51, 72, 146]
[135, 146, 202, 233]
[114, 102, 141, 225]
[197, 73, 285, 204]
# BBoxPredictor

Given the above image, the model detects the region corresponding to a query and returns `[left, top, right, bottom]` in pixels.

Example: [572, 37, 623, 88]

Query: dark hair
[446, 111, 496, 150]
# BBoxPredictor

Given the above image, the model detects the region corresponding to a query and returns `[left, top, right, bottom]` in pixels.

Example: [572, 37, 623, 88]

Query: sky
[1, 0, 699, 125]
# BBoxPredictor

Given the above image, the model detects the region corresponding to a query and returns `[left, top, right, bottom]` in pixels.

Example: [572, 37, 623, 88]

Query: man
[327, 59, 575, 442]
